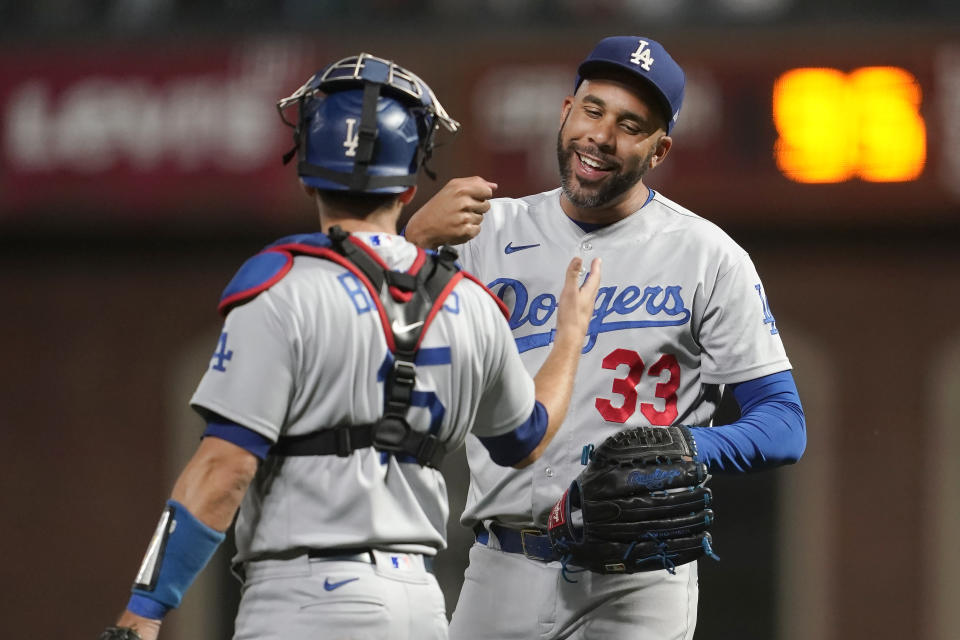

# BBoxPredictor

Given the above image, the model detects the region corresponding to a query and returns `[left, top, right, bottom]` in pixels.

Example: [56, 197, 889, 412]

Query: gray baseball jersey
[456, 188, 791, 529]
[190, 232, 536, 561]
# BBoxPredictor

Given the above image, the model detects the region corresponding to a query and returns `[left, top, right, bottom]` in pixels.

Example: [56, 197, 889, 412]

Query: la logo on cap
[629, 40, 655, 72]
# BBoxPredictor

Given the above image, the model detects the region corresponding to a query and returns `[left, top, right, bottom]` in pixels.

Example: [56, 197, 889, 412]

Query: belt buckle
[520, 529, 551, 561]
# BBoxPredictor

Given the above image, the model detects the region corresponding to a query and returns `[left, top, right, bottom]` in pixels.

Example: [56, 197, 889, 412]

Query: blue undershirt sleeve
[689, 370, 806, 473]
[477, 401, 549, 466]
[203, 418, 272, 460]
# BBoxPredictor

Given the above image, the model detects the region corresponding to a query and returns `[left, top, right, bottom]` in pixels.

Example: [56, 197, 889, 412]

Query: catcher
[97, 53, 601, 640]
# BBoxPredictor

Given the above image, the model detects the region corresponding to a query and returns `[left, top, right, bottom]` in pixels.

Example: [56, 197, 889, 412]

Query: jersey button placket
[578, 237, 593, 276]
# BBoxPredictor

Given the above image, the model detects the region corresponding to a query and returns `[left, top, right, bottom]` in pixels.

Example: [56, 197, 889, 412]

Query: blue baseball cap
[574, 36, 685, 133]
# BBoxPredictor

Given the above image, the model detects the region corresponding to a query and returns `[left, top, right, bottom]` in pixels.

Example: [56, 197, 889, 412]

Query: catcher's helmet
[277, 53, 460, 194]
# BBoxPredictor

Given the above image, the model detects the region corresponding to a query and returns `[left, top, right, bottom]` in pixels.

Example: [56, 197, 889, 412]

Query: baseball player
[98, 53, 601, 640]
[404, 36, 807, 639]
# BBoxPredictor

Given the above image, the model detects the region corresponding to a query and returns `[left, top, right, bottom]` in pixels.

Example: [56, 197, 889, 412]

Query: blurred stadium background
[0, 1, 958, 638]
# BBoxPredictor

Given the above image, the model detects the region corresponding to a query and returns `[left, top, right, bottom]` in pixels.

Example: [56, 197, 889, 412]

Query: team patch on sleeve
[754, 283, 778, 335]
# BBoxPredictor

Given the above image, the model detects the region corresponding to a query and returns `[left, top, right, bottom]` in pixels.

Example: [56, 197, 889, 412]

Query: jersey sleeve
[698, 254, 792, 384]
[477, 401, 548, 466]
[189, 290, 297, 442]
[467, 283, 537, 439]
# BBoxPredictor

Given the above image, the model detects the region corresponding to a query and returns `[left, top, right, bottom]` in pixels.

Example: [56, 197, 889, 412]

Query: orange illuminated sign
[772, 67, 926, 183]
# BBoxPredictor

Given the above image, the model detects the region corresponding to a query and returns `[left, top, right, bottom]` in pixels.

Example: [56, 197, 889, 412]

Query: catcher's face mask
[277, 53, 460, 194]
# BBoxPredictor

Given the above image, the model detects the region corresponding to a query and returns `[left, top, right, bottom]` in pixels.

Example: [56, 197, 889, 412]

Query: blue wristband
[128, 499, 225, 619]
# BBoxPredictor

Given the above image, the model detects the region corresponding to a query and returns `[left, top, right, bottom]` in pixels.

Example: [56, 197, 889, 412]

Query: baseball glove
[546, 425, 718, 578]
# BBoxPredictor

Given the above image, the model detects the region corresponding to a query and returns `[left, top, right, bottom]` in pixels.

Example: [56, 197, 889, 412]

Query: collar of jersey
[564, 188, 656, 232]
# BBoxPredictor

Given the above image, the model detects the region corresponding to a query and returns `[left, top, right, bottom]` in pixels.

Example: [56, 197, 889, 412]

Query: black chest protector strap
[270, 226, 460, 468]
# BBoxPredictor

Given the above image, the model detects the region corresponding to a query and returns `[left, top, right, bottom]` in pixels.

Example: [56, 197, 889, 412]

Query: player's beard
[556, 130, 654, 209]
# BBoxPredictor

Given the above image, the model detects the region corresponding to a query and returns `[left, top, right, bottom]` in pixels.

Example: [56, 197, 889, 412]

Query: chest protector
[219, 226, 506, 469]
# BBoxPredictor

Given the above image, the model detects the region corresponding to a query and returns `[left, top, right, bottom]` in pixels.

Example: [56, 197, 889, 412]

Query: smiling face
[556, 74, 672, 222]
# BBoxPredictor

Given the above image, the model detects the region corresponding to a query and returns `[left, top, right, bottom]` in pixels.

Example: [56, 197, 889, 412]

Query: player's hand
[519, 257, 601, 467]
[404, 176, 497, 248]
[554, 257, 601, 344]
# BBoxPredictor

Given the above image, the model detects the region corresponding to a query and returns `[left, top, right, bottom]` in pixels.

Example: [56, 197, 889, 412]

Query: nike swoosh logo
[504, 242, 541, 254]
[324, 577, 359, 591]
[391, 319, 425, 333]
